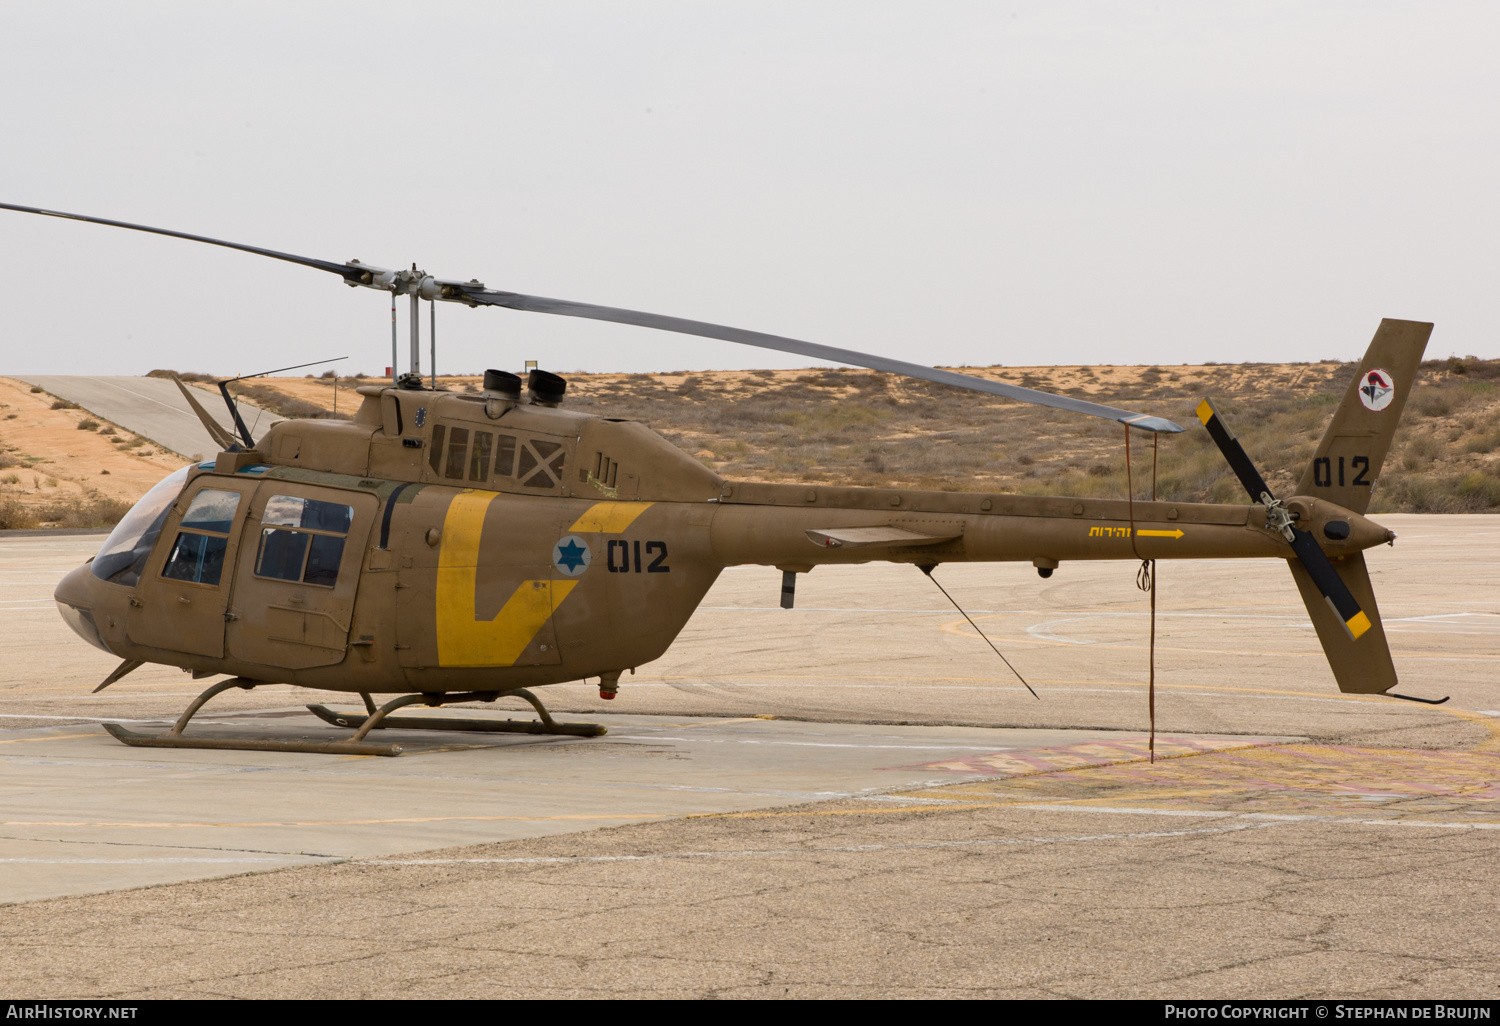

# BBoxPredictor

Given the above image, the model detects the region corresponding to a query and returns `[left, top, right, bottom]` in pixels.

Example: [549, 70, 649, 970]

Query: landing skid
[100, 680, 604, 757]
[308, 688, 607, 738]
[102, 722, 402, 756]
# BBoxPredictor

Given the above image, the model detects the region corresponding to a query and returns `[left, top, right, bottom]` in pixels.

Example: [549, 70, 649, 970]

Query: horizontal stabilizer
[806, 526, 961, 549]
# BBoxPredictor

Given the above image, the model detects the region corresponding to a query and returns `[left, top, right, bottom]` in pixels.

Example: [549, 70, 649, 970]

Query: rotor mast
[363, 261, 442, 385]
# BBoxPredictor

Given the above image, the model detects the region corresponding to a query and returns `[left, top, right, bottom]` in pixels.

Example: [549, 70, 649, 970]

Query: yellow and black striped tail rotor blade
[1196, 398, 1273, 503]
[1197, 397, 1370, 641]
[1289, 528, 1371, 640]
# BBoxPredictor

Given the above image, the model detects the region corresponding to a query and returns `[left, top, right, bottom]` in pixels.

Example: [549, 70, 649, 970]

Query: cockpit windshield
[91, 465, 194, 586]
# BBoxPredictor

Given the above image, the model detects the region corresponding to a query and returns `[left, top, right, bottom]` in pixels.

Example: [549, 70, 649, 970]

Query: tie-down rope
[1125, 426, 1159, 763]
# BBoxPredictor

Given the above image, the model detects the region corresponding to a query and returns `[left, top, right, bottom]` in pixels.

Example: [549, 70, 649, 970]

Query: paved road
[1, 514, 1496, 997]
[16, 375, 282, 458]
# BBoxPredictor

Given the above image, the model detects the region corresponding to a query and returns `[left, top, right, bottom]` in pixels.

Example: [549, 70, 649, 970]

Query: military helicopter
[3, 202, 1435, 757]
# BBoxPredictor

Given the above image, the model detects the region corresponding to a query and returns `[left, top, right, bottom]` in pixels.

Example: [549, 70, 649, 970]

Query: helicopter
[3, 202, 1435, 757]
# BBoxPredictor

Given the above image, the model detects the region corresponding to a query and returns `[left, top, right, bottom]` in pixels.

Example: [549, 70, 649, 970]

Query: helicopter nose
[54, 563, 114, 654]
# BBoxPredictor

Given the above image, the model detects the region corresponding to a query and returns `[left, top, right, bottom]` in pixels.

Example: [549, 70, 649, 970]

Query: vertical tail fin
[1294, 318, 1431, 514]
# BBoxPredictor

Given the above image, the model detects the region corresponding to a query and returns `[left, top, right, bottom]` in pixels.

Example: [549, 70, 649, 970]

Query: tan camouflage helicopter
[3, 202, 1436, 757]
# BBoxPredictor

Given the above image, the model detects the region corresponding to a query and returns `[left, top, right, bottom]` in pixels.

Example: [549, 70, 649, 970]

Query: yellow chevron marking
[1136, 529, 1185, 539]
[570, 501, 655, 533]
[436, 490, 578, 667]
[1346, 610, 1373, 640]
[1196, 399, 1215, 425]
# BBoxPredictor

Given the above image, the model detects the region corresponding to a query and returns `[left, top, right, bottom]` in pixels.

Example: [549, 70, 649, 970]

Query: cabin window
[518, 439, 566, 489]
[254, 495, 354, 588]
[444, 427, 469, 480]
[495, 434, 517, 478]
[92, 464, 192, 585]
[160, 488, 241, 586]
[469, 431, 493, 483]
[428, 424, 446, 474]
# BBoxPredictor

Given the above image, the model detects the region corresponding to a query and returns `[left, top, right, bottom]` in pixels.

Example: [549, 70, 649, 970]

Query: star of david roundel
[552, 535, 592, 577]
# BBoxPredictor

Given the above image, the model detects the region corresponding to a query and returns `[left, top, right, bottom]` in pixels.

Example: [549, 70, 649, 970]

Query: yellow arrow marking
[1136, 529, 1185, 539]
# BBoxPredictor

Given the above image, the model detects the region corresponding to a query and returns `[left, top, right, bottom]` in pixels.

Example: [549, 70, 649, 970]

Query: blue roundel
[552, 535, 592, 577]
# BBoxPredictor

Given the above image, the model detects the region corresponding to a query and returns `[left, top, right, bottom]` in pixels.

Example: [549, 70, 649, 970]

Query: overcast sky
[1, 1, 1496, 378]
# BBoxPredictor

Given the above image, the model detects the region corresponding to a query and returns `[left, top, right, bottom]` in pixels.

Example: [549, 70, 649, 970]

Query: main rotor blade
[1288, 528, 1372, 640]
[0, 201, 1184, 432]
[0, 202, 363, 283]
[1195, 398, 1271, 501]
[462, 289, 1184, 433]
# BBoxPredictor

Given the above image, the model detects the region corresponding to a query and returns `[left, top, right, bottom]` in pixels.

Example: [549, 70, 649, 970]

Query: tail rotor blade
[1195, 398, 1272, 502]
[1288, 528, 1372, 640]
[1196, 396, 1372, 642]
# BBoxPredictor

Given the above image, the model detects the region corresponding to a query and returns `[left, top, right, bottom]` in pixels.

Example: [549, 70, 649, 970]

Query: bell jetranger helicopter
[2, 202, 1437, 757]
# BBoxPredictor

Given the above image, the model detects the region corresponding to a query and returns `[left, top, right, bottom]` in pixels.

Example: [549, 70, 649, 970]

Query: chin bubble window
[254, 495, 354, 587]
[161, 488, 242, 586]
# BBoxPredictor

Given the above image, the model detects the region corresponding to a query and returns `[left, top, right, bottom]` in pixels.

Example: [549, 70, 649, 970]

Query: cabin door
[224, 483, 378, 670]
[127, 477, 258, 658]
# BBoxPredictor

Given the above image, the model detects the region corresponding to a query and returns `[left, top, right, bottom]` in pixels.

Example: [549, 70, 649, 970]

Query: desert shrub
[1457, 472, 1500, 508]
[1464, 431, 1500, 454]
[30, 493, 132, 528]
[0, 495, 35, 529]
[50, 400, 77, 410]
[146, 369, 213, 383]
[226, 381, 349, 420]
[77, 419, 99, 431]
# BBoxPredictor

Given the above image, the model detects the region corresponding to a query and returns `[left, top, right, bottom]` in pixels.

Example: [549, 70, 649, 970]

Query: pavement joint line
[0, 813, 677, 828]
[1002, 803, 1500, 829]
[0, 832, 347, 858]
[353, 822, 1278, 866]
[630, 676, 1443, 702]
[0, 715, 173, 723]
[681, 742, 1291, 820]
[0, 733, 96, 746]
[0, 857, 328, 865]
[610, 736, 1018, 751]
